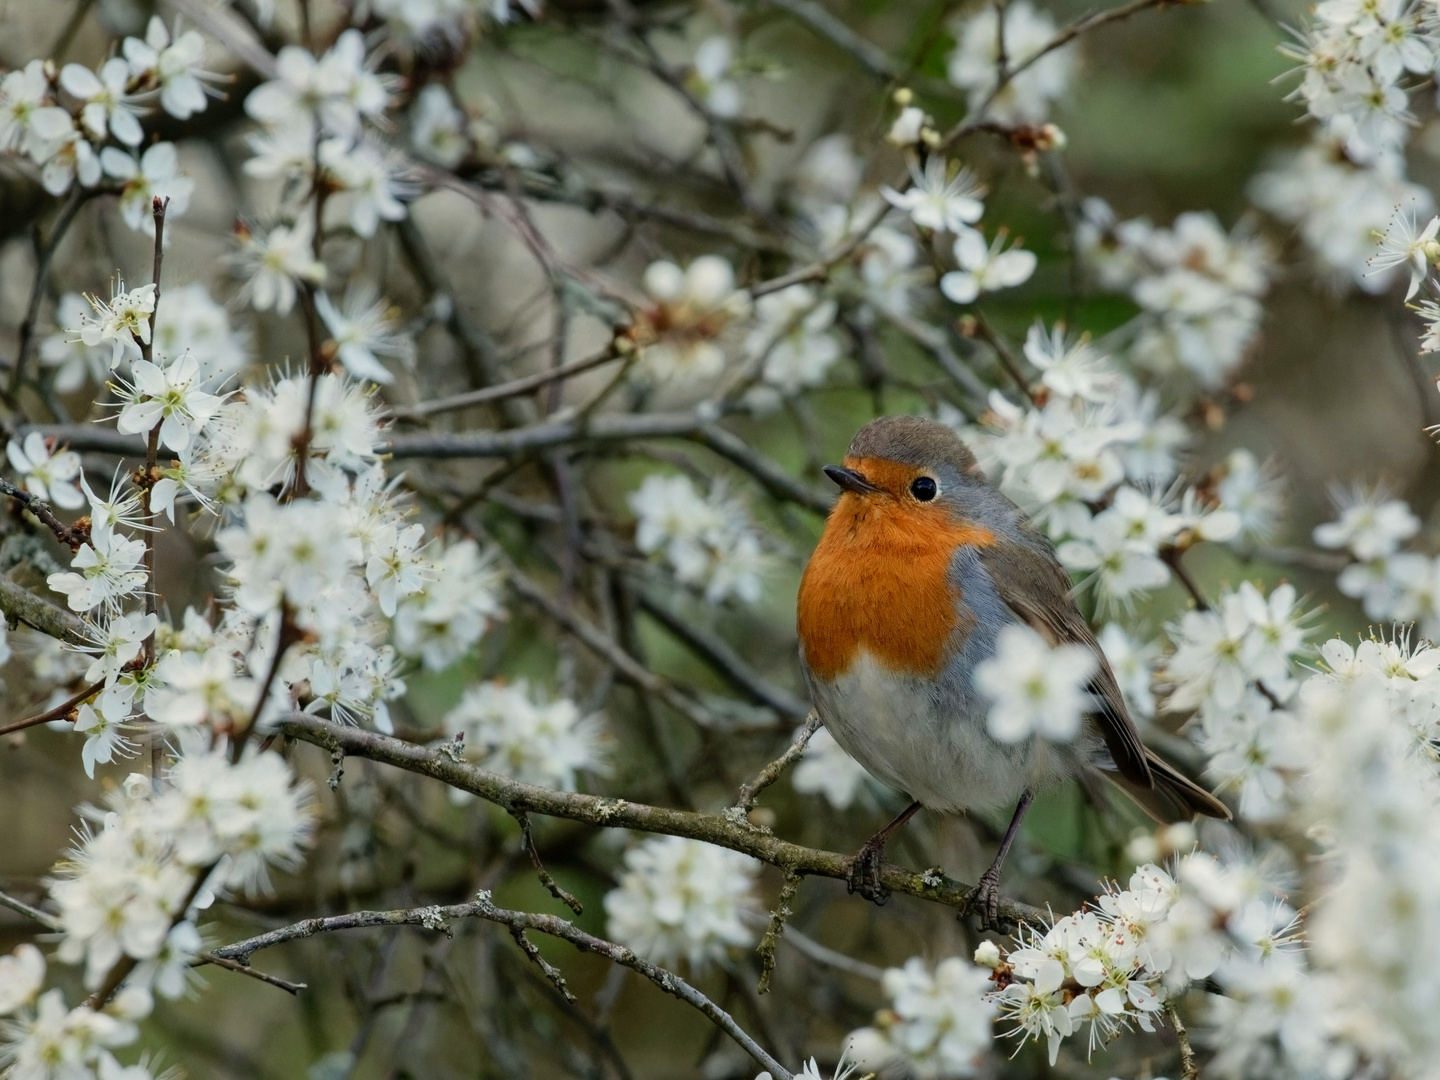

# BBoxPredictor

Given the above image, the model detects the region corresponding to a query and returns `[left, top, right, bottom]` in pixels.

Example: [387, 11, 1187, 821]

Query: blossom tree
[0, 0, 1438, 1077]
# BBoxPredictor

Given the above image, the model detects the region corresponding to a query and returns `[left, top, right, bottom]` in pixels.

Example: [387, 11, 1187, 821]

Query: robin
[796, 415, 1229, 928]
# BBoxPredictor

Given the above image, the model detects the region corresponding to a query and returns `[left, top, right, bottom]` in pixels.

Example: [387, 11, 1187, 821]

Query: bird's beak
[823, 465, 880, 495]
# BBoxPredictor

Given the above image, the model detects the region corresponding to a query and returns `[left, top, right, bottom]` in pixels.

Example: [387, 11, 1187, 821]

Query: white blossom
[603, 836, 760, 969]
[974, 622, 1098, 743]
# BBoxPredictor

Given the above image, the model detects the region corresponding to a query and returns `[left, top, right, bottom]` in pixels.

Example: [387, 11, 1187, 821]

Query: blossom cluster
[440, 678, 605, 794]
[984, 857, 1301, 1067]
[603, 835, 762, 969]
[628, 473, 770, 605]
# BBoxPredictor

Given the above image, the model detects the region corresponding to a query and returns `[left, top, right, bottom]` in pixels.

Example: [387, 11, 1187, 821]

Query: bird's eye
[910, 476, 938, 501]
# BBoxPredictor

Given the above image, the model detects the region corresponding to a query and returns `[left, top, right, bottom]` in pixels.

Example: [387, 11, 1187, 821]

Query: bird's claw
[963, 869, 1009, 933]
[846, 842, 891, 905]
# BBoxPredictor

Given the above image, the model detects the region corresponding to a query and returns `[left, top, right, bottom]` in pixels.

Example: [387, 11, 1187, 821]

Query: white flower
[320, 137, 412, 237]
[47, 530, 148, 613]
[629, 473, 768, 604]
[882, 156, 986, 235]
[442, 679, 604, 793]
[1313, 485, 1419, 560]
[364, 522, 428, 616]
[316, 288, 414, 384]
[940, 230, 1038, 304]
[78, 610, 159, 685]
[1023, 322, 1118, 403]
[603, 836, 760, 969]
[847, 957, 996, 1079]
[792, 726, 883, 809]
[887, 105, 929, 146]
[0, 990, 138, 1073]
[115, 352, 225, 451]
[100, 142, 194, 235]
[74, 683, 138, 778]
[146, 647, 256, 729]
[245, 29, 391, 139]
[7, 431, 84, 509]
[1098, 623, 1161, 722]
[393, 539, 506, 670]
[231, 218, 328, 315]
[974, 622, 1098, 743]
[0, 60, 73, 155]
[34, 120, 101, 196]
[410, 83, 468, 167]
[41, 294, 110, 391]
[60, 57, 146, 146]
[636, 255, 750, 385]
[744, 284, 842, 397]
[78, 279, 156, 369]
[1215, 449, 1285, 544]
[692, 37, 741, 118]
[1057, 501, 1173, 611]
[123, 16, 214, 120]
[0, 944, 45, 1016]
[1197, 690, 1304, 822]
[1368, 205, 1439, 298]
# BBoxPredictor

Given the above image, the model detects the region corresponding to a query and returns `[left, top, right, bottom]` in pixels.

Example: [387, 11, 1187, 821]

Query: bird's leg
[965, 790, 1035, 932]
[847, 800, 922, 905]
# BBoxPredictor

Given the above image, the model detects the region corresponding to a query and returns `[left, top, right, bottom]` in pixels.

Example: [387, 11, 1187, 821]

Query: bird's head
[822, 415, 987, 523]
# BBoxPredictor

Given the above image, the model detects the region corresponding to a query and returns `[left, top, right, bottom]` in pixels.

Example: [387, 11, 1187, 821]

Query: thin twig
[735, 712, 821, 813]
[391, 347, 620, 420]
[211, 892, 795, 1080]
[513, 809, 585, 916]
[1167, 1002, 1200, 1080]
[0, 477, 85, 549]
[756, 871, 802, 994]
[1161, 545, 1210, 611]
[0, 888, 60, 930]
[194, 951, 308, 995]
[0, 677, 106, 737]
[754, 0, 898, 79]
[9, 188, 95, 397]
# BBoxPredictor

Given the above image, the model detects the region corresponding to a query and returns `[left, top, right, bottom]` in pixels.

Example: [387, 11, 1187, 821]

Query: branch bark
[276, 713, 1049, 926]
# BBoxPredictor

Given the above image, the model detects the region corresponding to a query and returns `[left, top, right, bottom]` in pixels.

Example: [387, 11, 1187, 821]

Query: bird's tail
[1100, 748, 1231, 823]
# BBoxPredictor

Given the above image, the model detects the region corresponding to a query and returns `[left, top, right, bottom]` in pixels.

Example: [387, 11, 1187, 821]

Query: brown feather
[1104, 749, 1232, 823]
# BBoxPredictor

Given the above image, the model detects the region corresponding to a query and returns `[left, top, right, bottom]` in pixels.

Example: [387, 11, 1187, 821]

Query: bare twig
[1167, 1002, 1200, 1080]
[754, 0, 898, 79]
[513, 809, 584, 916]
[735, 712, 821, 813]
[507, 565, 723, 731]
[211, 892, 795, 1080]
[1161, 545, 1210, 611]
[756, 871, 803, 994]
[391, 347, 621, 420]
[194, 951, 308, 995]
[0, 888, 60, 929]
[9, 187, 96, 397]
[0, 677, 106, 738]
[0, 477, 85, 549]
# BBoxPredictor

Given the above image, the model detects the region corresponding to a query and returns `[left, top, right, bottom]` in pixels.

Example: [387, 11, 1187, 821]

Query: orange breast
[797, 492, 995, 682]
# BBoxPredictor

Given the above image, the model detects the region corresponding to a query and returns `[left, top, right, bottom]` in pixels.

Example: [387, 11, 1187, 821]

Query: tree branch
[210, 892, 795, 1079]
[276, 713, 1049, 926]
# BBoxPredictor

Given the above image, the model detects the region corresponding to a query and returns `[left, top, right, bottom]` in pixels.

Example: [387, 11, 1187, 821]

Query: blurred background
[0, 0, 1430, 1075]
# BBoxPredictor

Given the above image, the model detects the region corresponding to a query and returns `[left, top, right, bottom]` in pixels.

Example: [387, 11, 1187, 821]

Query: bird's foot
[962, 867, 1009, 933]
[846, 840, 891, 905]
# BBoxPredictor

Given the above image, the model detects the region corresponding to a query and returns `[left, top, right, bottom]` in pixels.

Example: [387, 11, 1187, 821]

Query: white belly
[806, 649, 1077, 814]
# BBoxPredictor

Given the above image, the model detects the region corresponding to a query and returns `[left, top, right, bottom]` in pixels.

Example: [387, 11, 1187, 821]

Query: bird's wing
[976, 533, 1154, 787]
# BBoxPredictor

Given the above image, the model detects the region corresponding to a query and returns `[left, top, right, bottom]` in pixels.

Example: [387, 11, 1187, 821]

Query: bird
[795, 414, 1229, 928]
